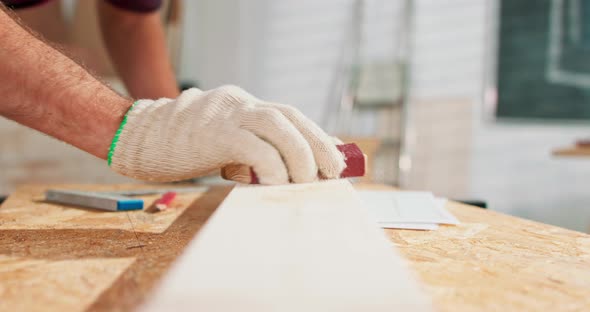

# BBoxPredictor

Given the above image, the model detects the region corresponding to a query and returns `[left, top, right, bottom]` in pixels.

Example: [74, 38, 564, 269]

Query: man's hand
[109, 86, 347, 184]
[0, 6, 344, 185]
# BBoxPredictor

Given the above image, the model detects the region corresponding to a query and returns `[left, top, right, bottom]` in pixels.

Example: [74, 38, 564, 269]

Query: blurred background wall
[182, 0, 590, 231]
[1, 0, 589, 232]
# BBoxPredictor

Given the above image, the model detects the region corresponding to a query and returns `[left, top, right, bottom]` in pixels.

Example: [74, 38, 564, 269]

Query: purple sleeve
[2, 0, 161, 12]
[104, 0, 162, 13]
[2, 0, 51, 9]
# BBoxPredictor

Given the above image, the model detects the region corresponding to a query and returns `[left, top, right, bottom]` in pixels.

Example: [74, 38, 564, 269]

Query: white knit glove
[108, 86, 346, 184]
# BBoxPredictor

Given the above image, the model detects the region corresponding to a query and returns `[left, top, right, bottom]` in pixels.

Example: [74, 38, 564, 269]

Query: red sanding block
[221, 143, 366, 184]
[336, 143, 365, 178]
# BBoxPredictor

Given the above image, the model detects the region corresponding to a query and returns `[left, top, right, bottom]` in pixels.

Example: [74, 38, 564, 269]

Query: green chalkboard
[497, 0, 590, 121]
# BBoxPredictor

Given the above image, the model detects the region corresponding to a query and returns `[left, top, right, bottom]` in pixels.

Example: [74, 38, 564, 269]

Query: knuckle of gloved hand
[283, 105, 309, 123]
[206, 85, 257, 108]
[216, 85, 252, 100]
[254, 148, 284, 172]
[258, 108, 284, 125]
[277, 103, 300, 116]
[181, 87, 202, 95]
[176, 88, 204, 103]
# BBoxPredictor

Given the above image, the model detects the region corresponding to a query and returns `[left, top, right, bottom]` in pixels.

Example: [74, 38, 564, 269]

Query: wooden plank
[553, 146, 590, 157]
[140, 180, 432, 311]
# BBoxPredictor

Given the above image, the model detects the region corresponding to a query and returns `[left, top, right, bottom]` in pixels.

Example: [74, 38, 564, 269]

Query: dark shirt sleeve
[104, 0, 162, 13]
[2, 0, 51, 10]
[2, 0, 162, 12]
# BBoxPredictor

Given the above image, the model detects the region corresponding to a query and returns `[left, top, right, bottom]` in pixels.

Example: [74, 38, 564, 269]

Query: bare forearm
[0, 8, 132, 159]
[98, 1, 179, 99]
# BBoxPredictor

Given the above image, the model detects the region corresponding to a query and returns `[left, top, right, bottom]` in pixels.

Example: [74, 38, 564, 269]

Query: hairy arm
[97, 1, 179, 99]
[0, 7, 133, 159]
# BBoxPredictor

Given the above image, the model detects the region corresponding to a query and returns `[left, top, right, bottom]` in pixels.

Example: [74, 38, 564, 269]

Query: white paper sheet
[358, 190, 459, 230]
[378, 222, 439, 230]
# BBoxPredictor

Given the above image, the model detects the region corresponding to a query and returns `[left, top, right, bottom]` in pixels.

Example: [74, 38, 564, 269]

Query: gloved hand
[108, 86, 346, 184]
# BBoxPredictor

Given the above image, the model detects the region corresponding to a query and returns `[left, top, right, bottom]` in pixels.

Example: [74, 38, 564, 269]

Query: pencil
[155, 191, 177, 211]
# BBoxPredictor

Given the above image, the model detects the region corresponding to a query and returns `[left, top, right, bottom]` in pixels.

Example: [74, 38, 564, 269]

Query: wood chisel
[45, 189, 144, 211]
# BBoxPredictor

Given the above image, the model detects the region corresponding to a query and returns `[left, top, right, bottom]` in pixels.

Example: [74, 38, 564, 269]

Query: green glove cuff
[108, 101, 138, 166]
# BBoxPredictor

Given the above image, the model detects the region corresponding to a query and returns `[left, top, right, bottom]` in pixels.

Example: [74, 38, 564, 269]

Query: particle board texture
[1, 183, 590, 311]
[0, 183, 231, 312]
[0, 256, 135, 311]
[0, 184, 206, 233]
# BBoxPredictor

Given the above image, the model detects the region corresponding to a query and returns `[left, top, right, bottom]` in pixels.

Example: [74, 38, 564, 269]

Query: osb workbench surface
[1, 183, 589, 311]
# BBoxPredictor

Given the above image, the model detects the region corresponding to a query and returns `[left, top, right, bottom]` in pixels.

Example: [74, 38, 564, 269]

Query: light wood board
[140, 180, 432, 311]
[553, 146, 590, 157]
